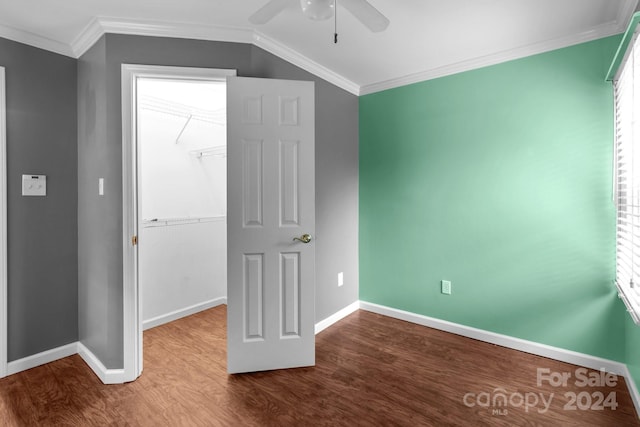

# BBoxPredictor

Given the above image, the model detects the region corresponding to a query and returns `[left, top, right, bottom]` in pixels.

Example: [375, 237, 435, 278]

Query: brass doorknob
[293, 234, 312, 244]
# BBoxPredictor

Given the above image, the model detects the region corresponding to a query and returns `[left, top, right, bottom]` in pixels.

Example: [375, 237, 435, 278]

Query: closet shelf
[142, 216, 226, 228]
[139, 94, 226, 126]
[189, 146, 227, 159]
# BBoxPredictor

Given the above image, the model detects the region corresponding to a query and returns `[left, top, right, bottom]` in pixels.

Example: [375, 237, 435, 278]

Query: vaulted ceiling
[0, 0, 637, 95]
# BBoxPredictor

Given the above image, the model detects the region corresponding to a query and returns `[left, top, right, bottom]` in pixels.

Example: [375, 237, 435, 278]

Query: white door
[227, 76, 315, 374]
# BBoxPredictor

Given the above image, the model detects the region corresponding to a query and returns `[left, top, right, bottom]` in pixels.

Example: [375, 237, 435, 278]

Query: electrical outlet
[338, 272, 344, 287]
[441, 280, 452, 295]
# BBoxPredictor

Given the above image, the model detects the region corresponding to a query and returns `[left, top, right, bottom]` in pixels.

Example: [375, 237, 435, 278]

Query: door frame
[0, 67, 7, 378]
[121, 64, 236, 382]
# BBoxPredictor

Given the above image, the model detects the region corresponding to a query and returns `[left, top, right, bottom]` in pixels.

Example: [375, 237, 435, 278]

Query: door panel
[242, 139, 264, 227]
[281, 252, 300, 337]
[227, 76, 315, 374]
[243, 253, 264, 340]
[280, 140, 300, 226]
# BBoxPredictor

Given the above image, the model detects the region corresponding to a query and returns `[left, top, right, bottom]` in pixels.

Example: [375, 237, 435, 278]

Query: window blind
[615, 30, 640, 324]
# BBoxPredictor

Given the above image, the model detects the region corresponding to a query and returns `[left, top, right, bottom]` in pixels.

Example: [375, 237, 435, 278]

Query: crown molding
[2, 4, 639, 97]
[68, 17, 359, 95]
[0, 23, 74, 58]
[617, 0, 639, 27]
[70, 18, 104, 57]
[100, 18, 254, 45]
[253, 31, 360, 95]
[71, 17, 254, 58]
[359, 19, 631, 96]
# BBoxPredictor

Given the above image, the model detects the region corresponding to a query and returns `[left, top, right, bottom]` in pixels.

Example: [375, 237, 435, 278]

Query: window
[614, 31, 640, 324]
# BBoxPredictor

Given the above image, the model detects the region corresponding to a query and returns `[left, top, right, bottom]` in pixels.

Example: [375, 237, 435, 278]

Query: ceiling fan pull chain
[334, 0, 338, 43]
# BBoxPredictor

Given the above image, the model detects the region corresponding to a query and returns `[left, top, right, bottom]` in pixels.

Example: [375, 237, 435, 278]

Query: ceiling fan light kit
[300, 0, 335, 21]
[249, 0, 390, 33]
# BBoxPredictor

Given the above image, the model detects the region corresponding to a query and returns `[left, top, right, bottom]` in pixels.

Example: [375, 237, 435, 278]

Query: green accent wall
[359, 35, 627, 362]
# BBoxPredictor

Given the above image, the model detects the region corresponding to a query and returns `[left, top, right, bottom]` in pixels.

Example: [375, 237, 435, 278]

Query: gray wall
[77, 37, 123, 367]
[77, 33, 359, 368]
[0, 37, 78, 361]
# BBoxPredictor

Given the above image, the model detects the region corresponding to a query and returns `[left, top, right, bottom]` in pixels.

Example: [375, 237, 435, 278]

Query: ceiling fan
[249, 0, 390, 33]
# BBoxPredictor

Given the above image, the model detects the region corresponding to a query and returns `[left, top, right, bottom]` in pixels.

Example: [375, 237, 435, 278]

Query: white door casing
[122, 65, 236, 383]
[227, 76, 315, 374]
[0, 67, 7, 378]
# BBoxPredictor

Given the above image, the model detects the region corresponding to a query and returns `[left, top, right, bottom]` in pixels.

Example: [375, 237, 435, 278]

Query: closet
[137, 78, 227, 330]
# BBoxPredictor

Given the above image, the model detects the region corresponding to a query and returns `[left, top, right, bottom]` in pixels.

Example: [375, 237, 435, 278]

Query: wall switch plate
[441, 280, 452, 295]
[338, 272, 344, 287]
[99, 178, 104, 196]
[22, 174, 46, 196]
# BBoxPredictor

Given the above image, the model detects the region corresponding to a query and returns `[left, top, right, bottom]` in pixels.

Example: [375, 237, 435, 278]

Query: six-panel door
[227, 76, 315, 374]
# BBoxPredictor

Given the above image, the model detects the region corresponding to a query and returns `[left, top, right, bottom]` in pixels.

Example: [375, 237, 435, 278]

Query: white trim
[143, 297, 227, 330]
[70, 18, 105, 58]
[0, 67, 6, 379]
[617, 284, 640, 325]
[314, 300, 360, 334]
[6, 342, 77, 375]
[360, 301, 640, 417]
[359, 20, 630, 95]
[71, 17, 254, 58]
[122, 64, 237, 384]
[0, 23, 75, 58]
[360, 301, 629, 375]
[121, 64, 140, 384]
[622, 364, 640, 417]
[77, 342, 126, 384]
[2, 301, 640, 413]
[4, 12, 639, 95]
[252, 31, 360, 96]
[122, 64, 237, 82]
[6, 341, 126, 384]
[313, 299, 640, 416]
[78, 18, 358, 95]
[617, 0, 640, 29]
[98, 17, 253, 46]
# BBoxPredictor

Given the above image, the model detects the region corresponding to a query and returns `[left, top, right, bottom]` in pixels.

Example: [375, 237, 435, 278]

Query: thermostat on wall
[22, 174, 46, 196]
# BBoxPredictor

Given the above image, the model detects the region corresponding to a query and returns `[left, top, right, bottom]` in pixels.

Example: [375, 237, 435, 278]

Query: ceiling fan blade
[339, 0, 389, 32]
[249, 0, 291, 25]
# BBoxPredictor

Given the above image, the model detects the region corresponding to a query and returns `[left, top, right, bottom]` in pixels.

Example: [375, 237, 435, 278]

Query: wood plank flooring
[0, 306, 638, 426]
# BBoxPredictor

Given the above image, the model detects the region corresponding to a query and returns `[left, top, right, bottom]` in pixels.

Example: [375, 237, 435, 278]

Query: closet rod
[175, 115, 193, 144]
[142, 216, 226, 228]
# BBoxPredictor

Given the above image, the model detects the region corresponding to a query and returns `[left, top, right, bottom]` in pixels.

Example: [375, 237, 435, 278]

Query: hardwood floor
[0, 306, 638, 426]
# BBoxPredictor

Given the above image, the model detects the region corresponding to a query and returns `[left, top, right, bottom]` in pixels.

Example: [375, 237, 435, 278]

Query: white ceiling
[0, 0, 637, 95]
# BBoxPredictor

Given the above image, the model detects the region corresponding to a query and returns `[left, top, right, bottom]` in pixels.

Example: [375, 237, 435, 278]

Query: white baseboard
[77, 342, 125, 384]
[315, 300, 360, 334]
[360, 301, 627, 373]
[6, 342, 77, 375]
[143, 297, 227, 331]
[359, 300, 640, 417]
[4, 299, 640, 416]
[622, 365, 640, 416]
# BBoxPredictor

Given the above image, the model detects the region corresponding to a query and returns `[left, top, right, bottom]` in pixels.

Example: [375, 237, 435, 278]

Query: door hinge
[132, 235, 138, 246]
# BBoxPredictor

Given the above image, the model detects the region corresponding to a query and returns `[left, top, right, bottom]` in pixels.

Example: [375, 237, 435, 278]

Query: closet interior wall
[138, 79, 227, 329]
